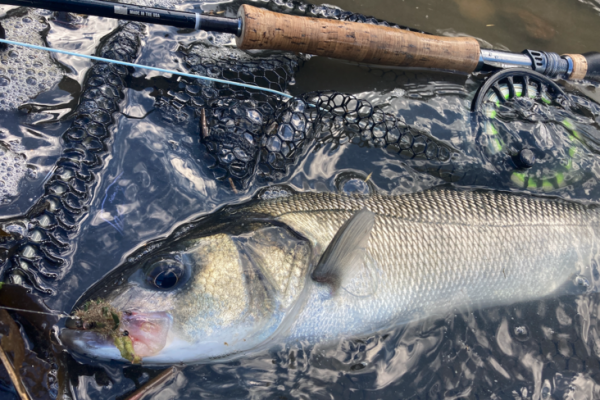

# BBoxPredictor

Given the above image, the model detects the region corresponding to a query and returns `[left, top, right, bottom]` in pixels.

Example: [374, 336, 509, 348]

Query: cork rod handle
[236, 5, 481, 73]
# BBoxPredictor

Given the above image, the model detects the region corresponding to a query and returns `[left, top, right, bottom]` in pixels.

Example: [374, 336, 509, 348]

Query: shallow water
[1, 0, 600, 398]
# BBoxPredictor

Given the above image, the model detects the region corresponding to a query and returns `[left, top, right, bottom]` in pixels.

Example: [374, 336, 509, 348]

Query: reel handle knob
[513, 149, 536, 169]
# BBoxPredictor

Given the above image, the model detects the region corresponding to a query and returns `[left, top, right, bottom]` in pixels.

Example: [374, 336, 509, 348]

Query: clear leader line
[0, 38, 294, 99]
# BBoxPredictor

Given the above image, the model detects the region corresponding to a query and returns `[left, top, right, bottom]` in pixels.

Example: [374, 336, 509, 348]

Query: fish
[60, 187, 599, 364]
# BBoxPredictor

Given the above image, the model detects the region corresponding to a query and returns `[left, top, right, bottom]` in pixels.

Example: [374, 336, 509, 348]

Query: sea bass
[61, 188, 599, 364]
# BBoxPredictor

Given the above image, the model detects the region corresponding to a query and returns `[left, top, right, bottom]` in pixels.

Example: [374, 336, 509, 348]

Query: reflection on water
[0, 0, 599, 398]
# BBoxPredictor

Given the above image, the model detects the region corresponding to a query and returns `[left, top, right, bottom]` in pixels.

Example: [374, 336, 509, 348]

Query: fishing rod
[0, 0, 599, 82]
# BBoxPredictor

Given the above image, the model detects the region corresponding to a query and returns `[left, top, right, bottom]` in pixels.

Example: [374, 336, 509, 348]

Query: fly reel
[471, 68, 593, 192]
[471, 67, 567, 112]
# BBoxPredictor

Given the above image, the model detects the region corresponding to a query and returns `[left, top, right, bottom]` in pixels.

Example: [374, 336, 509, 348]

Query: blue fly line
[0, 38, 295, 99]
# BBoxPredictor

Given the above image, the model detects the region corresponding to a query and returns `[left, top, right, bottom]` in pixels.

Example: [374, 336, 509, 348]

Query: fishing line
[0, 305, 75, 319]
[0, 38, 294, 99]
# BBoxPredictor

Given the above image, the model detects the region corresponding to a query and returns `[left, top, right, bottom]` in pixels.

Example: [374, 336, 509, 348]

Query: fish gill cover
[0, 0, 599, 398]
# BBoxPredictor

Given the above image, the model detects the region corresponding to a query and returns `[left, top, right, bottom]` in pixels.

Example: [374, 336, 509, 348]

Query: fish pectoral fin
[311, 208, 375, 292]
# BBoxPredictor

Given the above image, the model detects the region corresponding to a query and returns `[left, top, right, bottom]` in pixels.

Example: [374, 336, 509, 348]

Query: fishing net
[0, 21, 145, 293]
[153, 1, 467, 190]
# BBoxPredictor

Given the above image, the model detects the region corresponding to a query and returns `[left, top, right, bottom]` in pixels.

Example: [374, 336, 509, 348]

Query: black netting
[157, 71, 469, 186]
[0, 22, 145, 294]
[151, 2, 461, 189]
[158, 82, 465, 187]
[254, 92, 461, 182]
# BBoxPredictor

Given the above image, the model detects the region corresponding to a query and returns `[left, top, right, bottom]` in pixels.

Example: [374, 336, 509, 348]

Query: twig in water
[229, 177, 238, 193]
[0, 311, 30, 400]
[200, 108, 209, 139]
[125, 366, 179, 400]
[0, 344, 29, 400]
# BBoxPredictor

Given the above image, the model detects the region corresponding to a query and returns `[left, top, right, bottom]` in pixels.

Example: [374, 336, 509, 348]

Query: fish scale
[243, 189, 598, 342]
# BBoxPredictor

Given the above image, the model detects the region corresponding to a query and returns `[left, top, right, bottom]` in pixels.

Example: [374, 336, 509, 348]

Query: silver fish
[61, 188, 598, 364]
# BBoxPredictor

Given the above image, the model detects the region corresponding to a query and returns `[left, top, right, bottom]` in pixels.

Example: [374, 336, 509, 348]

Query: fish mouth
[61, 311, 172, 363]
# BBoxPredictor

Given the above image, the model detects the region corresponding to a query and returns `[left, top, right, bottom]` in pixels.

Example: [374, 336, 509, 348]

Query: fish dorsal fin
[311, 208, 376, 292]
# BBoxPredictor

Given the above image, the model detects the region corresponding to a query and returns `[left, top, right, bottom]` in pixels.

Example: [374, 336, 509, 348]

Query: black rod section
[0, 0, 241, 35]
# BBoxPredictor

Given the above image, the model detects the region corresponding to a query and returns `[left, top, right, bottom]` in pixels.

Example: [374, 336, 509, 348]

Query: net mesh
[153, 2, 459, 189]
[0, 22, 145, 294]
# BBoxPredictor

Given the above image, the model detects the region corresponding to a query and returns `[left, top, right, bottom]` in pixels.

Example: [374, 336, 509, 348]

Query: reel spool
[471, 68, 590, 192]
[471, 67, 567, 112]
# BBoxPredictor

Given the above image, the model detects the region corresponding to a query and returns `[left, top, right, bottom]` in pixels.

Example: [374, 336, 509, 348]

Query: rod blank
[0, 0, 241, 34]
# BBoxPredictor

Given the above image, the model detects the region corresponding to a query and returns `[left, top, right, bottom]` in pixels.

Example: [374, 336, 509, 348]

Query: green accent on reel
[562, 118, 583, 140]
[484, 122, 503, 153]
[479, 80, 585, 194]
[513, 83, 523, 97]
[527, 178, 539, 189]
[511, 172, 526, 187]
[486, 123, 498, 135]
[541, 93, 552, 104]
[485, 91, 500, 106]
[565, 158, 573, 170]
[562, 119, 575, 130]
[569, 146, 579, 158]
[556, 173, 565, 187]
[491, 137, 503, 153]
[541, 180, 554, 191]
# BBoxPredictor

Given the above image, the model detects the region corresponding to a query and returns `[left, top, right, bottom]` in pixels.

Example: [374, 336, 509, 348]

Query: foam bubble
[0, 140, 29, 204]
[0, 9, 64, 111]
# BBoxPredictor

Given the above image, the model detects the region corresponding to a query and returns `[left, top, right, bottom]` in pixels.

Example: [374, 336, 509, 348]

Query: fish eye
[146, 259, 185, 290]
